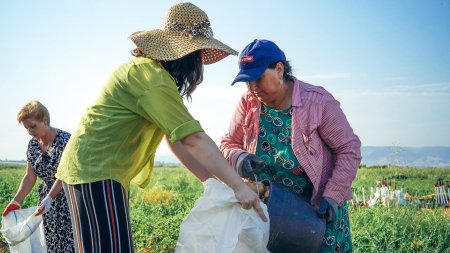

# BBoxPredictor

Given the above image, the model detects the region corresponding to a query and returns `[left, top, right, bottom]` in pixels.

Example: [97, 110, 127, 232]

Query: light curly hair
[17, 100, 50, 125]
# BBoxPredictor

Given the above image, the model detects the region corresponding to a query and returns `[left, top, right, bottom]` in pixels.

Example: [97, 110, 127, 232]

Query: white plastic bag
[1, 206, 47, 253]
[175, 178, 270, 253]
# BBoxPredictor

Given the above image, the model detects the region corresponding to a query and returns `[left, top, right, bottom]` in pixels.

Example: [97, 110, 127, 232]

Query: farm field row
[1, 164, 449, 252]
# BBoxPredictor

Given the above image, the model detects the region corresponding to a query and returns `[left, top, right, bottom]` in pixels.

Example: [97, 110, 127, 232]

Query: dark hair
[160, 50, 203, 101]
[131, 48, 204, 101]
[268, 61, 294, 83]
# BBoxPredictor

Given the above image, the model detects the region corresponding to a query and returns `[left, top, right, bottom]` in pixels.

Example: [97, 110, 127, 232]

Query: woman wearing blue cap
[220, 39, 361, 253]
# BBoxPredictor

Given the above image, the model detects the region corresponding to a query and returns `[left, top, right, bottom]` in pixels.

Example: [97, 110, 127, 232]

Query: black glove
[237, 153, 265, 180]
[317, 197, 338, 224]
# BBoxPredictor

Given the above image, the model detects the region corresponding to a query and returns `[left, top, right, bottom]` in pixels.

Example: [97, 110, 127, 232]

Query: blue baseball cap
[231, 39, 286, 85]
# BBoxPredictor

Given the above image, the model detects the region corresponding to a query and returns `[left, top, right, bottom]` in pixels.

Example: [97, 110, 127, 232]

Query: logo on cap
[240, 55, 254, 64]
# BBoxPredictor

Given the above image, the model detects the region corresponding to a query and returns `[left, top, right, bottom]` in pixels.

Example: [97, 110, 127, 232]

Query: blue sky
[1, 0, 449, 160]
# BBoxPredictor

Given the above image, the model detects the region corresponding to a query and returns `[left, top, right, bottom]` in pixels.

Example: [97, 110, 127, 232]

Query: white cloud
[385, 76, 406, 81]
[387, 82, 450, 94]
[301, 72, 352, 80]
[336, 82, 450, 97]
[186, 85, 247, 102]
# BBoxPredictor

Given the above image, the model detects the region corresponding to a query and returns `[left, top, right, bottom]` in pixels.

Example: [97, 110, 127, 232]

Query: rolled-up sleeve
[136, 84, 204, 143]
[170, 120, 203, 143]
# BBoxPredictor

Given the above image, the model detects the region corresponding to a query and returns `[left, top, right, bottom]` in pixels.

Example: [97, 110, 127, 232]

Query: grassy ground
[1, 163, 449, 252]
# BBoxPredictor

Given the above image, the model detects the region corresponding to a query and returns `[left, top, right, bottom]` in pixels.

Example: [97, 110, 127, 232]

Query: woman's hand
[317, 197, 338, 223]
[233, 182, 268, 222]
[179, 132, 267, 222]
[34, 195, 53, 216]
[34, 179, 62, 216]
[2, 200, 21, 216]
[236, 153, 265, 180]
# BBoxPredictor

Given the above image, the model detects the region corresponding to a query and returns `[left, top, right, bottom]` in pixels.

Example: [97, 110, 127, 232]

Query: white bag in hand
[1, 206, 47, 253]
[175, 178, 270, 253]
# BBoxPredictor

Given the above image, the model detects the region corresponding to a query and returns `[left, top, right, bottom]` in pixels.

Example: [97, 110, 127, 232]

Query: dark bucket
[263, 179, 326, 253]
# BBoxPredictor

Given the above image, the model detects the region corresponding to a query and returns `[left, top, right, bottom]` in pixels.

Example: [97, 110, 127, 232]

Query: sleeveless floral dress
[27, 129, 74, 253]
[255, 104, 353, 253]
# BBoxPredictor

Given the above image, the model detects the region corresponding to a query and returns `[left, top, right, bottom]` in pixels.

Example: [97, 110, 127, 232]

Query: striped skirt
[63, 179, 134, 253]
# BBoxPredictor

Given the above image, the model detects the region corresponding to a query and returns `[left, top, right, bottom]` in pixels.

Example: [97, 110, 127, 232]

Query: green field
[1, 163, 449, 253]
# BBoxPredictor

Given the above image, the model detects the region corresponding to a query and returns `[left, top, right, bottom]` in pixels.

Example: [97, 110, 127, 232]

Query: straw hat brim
[129, 29, 238, 65]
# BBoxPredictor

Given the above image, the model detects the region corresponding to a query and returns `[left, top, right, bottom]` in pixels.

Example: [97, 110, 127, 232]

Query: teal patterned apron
[255, 104, 352, 253]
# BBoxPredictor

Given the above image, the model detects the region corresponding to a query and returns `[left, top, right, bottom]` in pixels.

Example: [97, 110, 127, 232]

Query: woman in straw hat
[53, 3, 267, 252]
[220, 39, 361, 253]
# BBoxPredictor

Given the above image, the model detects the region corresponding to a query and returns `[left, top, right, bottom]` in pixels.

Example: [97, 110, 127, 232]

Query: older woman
[2, 100, 74, 252]
[220, 39, 362, 253]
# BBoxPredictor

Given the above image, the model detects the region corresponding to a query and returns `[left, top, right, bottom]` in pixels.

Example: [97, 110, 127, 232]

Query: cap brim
[231, 65, 267, 86]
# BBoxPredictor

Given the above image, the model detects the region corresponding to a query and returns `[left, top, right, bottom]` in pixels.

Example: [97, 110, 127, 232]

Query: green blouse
[55, 57, 203, 192]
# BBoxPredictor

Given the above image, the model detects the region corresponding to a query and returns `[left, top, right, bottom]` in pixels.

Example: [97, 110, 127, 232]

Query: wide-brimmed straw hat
[129, 2, 238, 65]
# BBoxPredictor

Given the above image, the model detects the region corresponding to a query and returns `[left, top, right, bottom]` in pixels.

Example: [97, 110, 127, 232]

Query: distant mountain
[3, 146, 449, 168]
[156, 146, 450, 168]
[154, 155, 181, 166]
[0, 159, 26, 164]
[361, 146, 450, 168]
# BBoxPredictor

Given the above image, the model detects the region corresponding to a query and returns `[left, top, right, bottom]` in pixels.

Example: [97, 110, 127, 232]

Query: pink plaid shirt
[220, 77, 361, 207]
